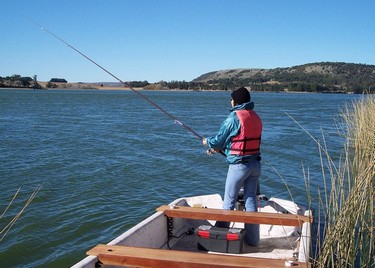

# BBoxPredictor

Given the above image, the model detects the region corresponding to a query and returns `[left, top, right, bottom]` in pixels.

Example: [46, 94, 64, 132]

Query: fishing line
[27, 18, 204, 141]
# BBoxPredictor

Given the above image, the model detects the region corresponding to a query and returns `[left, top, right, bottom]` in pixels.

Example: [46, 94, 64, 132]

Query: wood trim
[156, 205, 312, 227]
[87, 244, 311, 268]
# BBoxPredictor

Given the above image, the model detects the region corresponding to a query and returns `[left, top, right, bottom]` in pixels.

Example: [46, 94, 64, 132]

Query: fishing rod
[28, 19, 266, 198]
[28, 18, 226, 156]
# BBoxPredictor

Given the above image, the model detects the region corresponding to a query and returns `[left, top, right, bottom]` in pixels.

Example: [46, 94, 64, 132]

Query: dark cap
[231, 87, 250, 104]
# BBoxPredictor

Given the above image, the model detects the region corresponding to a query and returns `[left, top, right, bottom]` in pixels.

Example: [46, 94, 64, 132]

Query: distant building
[49, 78, 67, 83]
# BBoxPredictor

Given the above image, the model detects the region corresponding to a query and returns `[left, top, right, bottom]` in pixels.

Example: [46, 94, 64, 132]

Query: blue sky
[1, 0, 374, 83]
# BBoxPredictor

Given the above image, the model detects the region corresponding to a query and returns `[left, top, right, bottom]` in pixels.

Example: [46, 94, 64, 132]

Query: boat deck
[170, 222, 299, 260]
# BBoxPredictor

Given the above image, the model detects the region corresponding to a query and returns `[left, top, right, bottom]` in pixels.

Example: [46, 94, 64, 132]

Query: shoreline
[0, 82, 359, 94]
[1, 87, 358, 95]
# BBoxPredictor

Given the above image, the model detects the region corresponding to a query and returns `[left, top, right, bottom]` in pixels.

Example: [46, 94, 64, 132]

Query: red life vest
[229, 109, 262, 155]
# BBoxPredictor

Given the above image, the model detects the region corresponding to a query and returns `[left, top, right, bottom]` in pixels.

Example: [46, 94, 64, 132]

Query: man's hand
[202, 138, 207, 146]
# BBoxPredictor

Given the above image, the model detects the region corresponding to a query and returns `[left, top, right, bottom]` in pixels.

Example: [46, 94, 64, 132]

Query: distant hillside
[193, 62, 375, 93]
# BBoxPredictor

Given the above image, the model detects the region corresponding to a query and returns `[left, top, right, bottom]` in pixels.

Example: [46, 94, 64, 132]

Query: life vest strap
[231, 137, 261, 142]
[226, 136, 261, 154]
[229, 148, 260, 153]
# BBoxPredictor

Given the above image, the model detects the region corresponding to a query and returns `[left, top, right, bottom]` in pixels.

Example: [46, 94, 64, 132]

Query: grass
[307, 96, 375, 267]
[0, 185, 42, 242]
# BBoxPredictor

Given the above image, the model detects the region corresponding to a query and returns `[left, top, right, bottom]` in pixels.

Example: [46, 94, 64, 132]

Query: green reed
[310, 96, 375, 267]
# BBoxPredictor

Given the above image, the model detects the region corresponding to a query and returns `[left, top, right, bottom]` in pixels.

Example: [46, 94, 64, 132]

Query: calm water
[0, 89, 361, 267]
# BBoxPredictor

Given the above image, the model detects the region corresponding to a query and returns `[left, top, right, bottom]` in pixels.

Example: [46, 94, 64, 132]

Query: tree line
[0, 75, 41, 89]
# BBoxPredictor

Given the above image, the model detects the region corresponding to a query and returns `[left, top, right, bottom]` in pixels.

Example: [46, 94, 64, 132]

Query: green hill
[193, 62, 375, 93]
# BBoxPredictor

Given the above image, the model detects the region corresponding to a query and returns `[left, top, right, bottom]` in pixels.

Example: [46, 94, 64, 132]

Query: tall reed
[0, 185, 42, 242]
[313, 96, 375, 267]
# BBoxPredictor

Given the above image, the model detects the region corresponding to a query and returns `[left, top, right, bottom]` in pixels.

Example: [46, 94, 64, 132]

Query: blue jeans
[217, 160, 261, 246]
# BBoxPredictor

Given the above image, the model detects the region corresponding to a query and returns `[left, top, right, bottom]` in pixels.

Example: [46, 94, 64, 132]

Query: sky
[1, 0, 375, 83]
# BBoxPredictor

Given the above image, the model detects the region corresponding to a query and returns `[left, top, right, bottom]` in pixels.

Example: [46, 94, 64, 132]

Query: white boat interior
[72, 194, 313, 268]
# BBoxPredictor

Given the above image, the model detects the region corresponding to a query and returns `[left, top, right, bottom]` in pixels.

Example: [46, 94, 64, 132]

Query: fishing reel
[205, 148, 217, 156]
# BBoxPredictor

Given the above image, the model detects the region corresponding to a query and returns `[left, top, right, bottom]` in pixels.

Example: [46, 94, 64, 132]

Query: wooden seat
[156, 205, 312, 227]
[87, 244, 311, 268]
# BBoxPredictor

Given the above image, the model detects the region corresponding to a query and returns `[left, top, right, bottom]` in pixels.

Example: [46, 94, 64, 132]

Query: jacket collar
[230, 101, 254, 112]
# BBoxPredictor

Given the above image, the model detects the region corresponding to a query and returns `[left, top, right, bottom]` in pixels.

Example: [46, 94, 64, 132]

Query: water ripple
[0, 89, 361, 267]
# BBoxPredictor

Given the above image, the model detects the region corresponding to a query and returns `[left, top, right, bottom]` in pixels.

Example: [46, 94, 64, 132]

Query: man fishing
[202, 87, 263, 246]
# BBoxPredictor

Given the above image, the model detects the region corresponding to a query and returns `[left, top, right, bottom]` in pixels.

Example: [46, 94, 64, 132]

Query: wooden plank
[156, 205, 312, 227]
[87, 244, 311, 268]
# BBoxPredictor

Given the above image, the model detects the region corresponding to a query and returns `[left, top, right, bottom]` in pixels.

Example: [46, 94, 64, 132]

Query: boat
[72, 193, 313, 268]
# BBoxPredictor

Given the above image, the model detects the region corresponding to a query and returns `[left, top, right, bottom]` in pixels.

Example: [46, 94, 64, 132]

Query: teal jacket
[206, 102, 261, 164]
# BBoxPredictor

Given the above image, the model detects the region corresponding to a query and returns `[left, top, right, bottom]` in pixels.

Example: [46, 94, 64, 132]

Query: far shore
[1, 82, 358, 94]
[37, 81, 135, 90]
